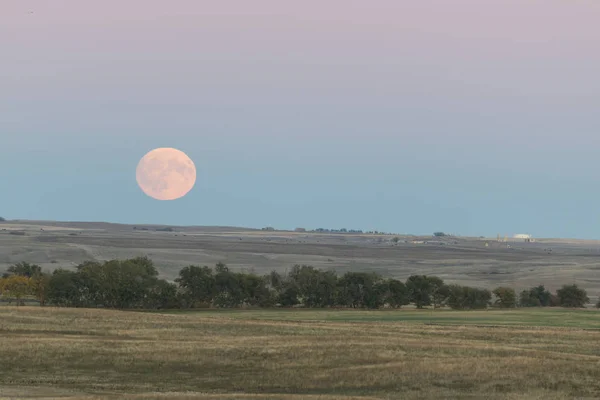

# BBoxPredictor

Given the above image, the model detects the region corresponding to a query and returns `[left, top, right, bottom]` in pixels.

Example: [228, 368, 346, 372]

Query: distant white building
[513, 234, 531, 239]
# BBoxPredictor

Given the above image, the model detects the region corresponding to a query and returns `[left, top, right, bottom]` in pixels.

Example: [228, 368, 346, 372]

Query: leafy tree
[278, 284, 300, 307]
[30, 273, 51, 306]
[238, 272, 274, 307]
[0, 216, 5, 222]
[175, 265, 215, 307]
[385, 279, 410, 308]
[519, 285, 552, 307]
[289, 265, 337, 308]
[144, 279, 180, 309]
[213, 263, 243, 307]
[492, 287, 516, 308]
[337, 272, 383, 308]
[447, 285, 491, 310]
[129, 256, 159, 279]
[406, 275, 433, 308]
[3, 262, 42, 278]
[0, 275, 32, 305]
[263, 270, 299, 307]
[556, 284, 589, 308]
[428, 276, 449, 308]
[47, 269, 84, 307]
[97, 259, 158, 308]
[72, 258, 160, 309]
[367, 279, 391, 309]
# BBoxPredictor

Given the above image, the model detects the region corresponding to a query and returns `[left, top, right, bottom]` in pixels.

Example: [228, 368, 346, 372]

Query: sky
[2, 0, 600, 238]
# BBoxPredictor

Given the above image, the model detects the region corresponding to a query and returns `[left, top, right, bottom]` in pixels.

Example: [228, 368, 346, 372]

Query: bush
[493, 287, 516, 308]
[519, 285, 552, 307]
[433, 232, 447, 237]
[556, 284, 589, 308]
[446, 285, 491, 310]
[0, 217, 5, 222]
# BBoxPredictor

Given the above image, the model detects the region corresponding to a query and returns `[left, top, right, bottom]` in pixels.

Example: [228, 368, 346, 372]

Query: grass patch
[1, 307, 600, 399]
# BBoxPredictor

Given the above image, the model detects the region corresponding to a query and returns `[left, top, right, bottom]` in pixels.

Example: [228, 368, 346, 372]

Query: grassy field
[3, 221, 600, 303]
[1, 307, 600, 400]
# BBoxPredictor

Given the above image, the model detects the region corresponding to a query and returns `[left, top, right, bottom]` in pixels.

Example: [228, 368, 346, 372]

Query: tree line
[0, 258, 596, 310]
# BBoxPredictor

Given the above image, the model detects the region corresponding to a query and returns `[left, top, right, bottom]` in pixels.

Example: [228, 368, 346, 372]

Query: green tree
[492, 287, 516, 308]
[213, 263, 243, 307]
[556, 284, 589, 308]
[428, 276, 449, 308]
[406, 275, 433, 308]
[447, 285, 491, 310]
[72, 258, 160, 309]
[175, 265, 215, 307]
[519, 285, 552, 307]
[288, 265, 337, 308]
[337, 272, 383, 308]
[3, 262, 42, 278]
[385, 279, 410, 308]
[47, 269, 84, 307]
[144, 279, 180, 309]
[238, 272, 274, 307]
[278, 284, 300, 307]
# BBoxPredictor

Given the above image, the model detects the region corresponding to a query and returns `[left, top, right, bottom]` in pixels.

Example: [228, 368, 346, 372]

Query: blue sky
[2, 1, 600, 238]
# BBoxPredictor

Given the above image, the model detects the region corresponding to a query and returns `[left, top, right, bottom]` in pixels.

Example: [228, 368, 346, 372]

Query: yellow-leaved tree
[0, 275, 33, 306]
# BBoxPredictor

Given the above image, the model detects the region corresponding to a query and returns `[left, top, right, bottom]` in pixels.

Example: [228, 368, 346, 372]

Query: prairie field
[2, 220, 600, 305]
[1, 307, 600, 399]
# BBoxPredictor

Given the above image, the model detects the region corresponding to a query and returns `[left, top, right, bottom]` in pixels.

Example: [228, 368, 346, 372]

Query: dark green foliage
[336, 272, 385, 309]
[428, 276, 449, 308]
[278, 285, 300, 307]
[175, 265, 215, 307]
[406, 275, 433, 308]
[238, 272, 274, 307]
[263, 270, 299, 307]
[433, 232, 447, 237]
[0, 216, 5, 222]
[288, 265, 337, 308]
[556, 284, 589, 308]
[48, 258, 163, 309]
[143, 279, 180, 309]
[493, 287, 517, 308]
[519, 285, 552, 307]
[213, 263, 243, 307]
[16, 256, 594, 311]
[3, 262, 42, 278]
[446, 285, 491, 310]
[47, 269, 85, 307]
[385, 279, 410, 308]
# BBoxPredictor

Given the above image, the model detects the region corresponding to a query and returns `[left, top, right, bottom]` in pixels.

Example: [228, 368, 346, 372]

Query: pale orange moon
[136, 148, 196, 201]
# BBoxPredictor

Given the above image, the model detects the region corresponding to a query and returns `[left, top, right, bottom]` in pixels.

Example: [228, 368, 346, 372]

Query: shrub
[493, 287, 516, 308]
[447, 285, 491, 310]
[519, 285, 552, 307]
[556, 284, 589, 308]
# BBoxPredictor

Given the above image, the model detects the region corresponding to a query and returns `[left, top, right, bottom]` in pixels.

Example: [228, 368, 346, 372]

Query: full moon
[136, 148, 196, 201]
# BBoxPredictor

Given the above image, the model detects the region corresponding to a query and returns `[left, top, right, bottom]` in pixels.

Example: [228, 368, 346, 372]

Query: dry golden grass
[1, 307, 600, 399]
